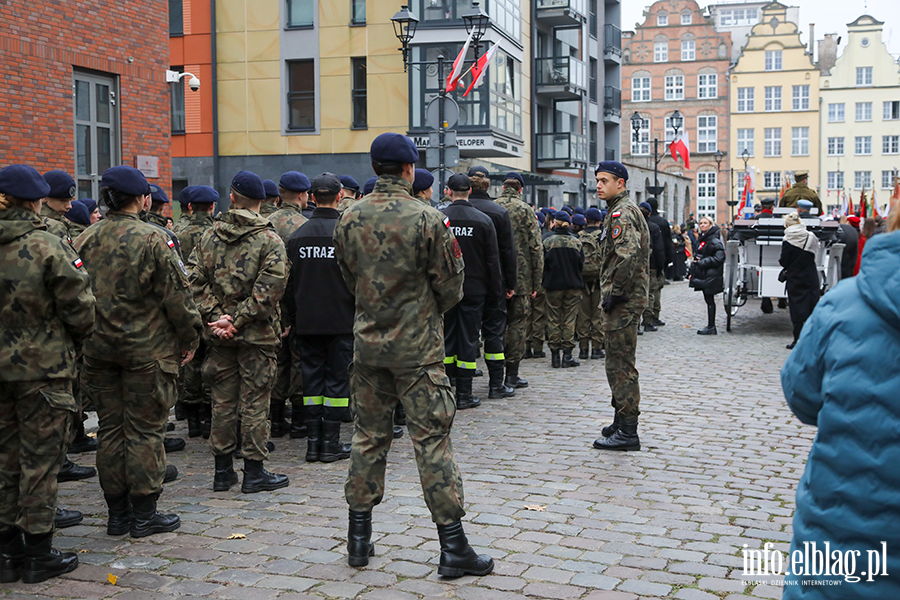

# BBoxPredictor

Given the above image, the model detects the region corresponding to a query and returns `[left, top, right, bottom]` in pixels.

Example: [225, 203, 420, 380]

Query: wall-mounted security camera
[166, 70, 201, 93]
[188, 76, 200, 92]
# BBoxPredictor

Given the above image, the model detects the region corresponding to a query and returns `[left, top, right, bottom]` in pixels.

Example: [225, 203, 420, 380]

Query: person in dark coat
[645, 197, 673, 278]
[779, 212, 820, 349]
[639, 202, 665, 332]
[688, 216, 725, 335]
[667, 224, 687, 281]
[838, 216, 859, 280]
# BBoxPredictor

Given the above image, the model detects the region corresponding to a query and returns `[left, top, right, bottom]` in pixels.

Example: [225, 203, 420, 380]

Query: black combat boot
[652, 318, 666, 326]
[213, 453, 238, 491]
[504, 361, 528, 389]
[57, 459, 95, 482]
[394, 403, 406, 425]
[599, 413, 619, 438]
[561, 350, 580, 368]
[163, 437, 185, 453]
[697, 325, 717, 335]
[163, 464, 178, 484]
[67, 420, 97, 453]
[436, 521, 494, 578]
[290, 402, 308, 438]
[578, 346, 589, 360]
[487, 361, 515, 399]
[523, 346, 534, 359]
[54, 508, 83, 529]
[129, 493, 180, 538]
[320, 421, 352, 463]
[174, 401, 187, 420]
[305, 418, 322, 462]
[593, 416, 640, 451]
[393, 426, 404, 439]
[241, 459, 289, 493]
[454, 377, 481, 410]
[347, 510, 374, 567]
[104, 493, 132, 536]
[269, 400, 289, 438]
[591, 347, 605, 359]
[0, 527, 24, 583]
[550, 349, 561, 368]
[531, 343, 546, 359]
[200, 403, 212, 439]
[642, 321, 658, 332]
[186, 404, 202, 438]
[21, 531, 78, 583]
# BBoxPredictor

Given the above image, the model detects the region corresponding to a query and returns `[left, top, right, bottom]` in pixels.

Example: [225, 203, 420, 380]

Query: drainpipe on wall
[818, 95, 823, 199]
[530, 0, 537, 201]
[210, 0, 221, 202]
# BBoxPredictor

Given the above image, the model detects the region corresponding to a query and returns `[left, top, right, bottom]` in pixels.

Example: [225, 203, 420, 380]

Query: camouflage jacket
[74, 211, 200, 365]
[66, 219, 87, 240]
[172, 214, 190, 237]
[333, 174, 464, 368]
[260, 200, 279, 216]
[0, 207, 95, 381]
[146, 211, 169, 228]
[337, 196, 358, 212]
[179, 211, 214, 263]
[189, 208, 287, 348]
[496, 188, 543, 296]
[40, 203, 71, 242]
[142, 211, 183, 259]
[268, 203, 308, 246]
[598, 191, 650, 320]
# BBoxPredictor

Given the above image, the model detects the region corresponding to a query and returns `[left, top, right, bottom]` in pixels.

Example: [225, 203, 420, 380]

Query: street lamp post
[391, 5, 419, 73]
[631, 110, 681, 201]
[461, 1, 490, 62]
[714, 149, 729, 223]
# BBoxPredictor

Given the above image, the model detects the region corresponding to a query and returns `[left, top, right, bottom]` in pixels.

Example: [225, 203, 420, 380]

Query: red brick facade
[622, 0, 731, 224]
[0, 1, 171, 204]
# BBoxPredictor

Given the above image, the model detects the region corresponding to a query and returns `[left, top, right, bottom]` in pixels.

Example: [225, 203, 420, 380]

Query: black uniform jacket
[441, 199, 503, 298]
[542, 228, 585, 291]
[467, 190, 517, 292]
[286, 207, 353, 335]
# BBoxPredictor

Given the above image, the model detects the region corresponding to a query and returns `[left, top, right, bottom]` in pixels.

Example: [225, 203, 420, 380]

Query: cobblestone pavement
[4, 282, 813, 600]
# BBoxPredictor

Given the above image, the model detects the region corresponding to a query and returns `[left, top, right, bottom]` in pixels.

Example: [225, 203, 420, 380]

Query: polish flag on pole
[446, 29, 476, 92]
[462, 43, 499, 97]
[669, 130, 690, 170]
[736, 166, 754, 217]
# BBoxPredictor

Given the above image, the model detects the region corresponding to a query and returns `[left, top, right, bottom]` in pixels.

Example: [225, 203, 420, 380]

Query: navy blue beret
[546, 208, 557, 216]
[279, 171, 311, 193]
[413, 169, 434, 193]
[263, 179, 280, 198]
[149, 184, 170, 204]
[467, 165, 489, 178]
[371, 132, 419, 164]
[536, 212, 545, 225]
[66, 200, 91, 226]
[595, 160, 629, 181]
[572, 214, 586, 226]
[231, 170, 266, 200]
[554, 212, 571, 224]
[504, 171, 524, 186]
[561, 206, 574, 214]
[178, 186, 193, 205]
[585, 208, 603, 222]
[0, 165, 51, 201]
[639, 202, 652, 212]
[185, 185, 219, 205]
[81, 198, 98, 214]
[43, 170, 77, 199]
[600, 209, 608, 220]
[363, 176, 377, 195]
[340, 175, 360, 191]
[102, 166, 150, 197]
[573, 206, 585, 215]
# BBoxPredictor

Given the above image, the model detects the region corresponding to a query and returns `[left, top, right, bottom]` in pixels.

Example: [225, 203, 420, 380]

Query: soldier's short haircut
[279, 187, 301, 203]
[372, 162, 404, 177]
[101, 185, 141, 211]
[230, 189, 255, 206]
[503, 179, 523, 191]
[470, 174, 490, 191]
[312, 190, 339, 206]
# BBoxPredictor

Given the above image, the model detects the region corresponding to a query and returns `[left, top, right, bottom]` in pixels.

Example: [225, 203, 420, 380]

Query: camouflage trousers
[642, 270, 665, 323]
[346, 362, 465, 526]
[504, 294, 532, 364]
[546, 289, 581, 352]
[205, 345, 277, 461]
[577, 278, 604, 351]
[83, 356, 177, 497]
[272, 332, 303, 411]
[179, 340, 210, 406]
[0, 379, 76, 534]
[527, 289, 547, 345]
[602, 312, 641, 418]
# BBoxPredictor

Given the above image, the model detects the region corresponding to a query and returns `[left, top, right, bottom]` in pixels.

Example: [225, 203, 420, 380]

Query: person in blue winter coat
[780, 222, 900, 599]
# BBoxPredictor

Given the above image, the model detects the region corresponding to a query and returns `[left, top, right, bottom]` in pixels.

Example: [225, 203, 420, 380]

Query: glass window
[764, 86, 781, 111]
[590, 58, 598, 102]
[351, 0, 365, 24]
[487, 0, 521, 42]
[420, 0, 472, 22]
[657, 10, 668, 26]
[489, 49, 523, 138]
[885, 101, 900, 120]
[654, 41, 668, 62]
[351, 58, 367, 129]
[883, 135, 899, 155]
[170, 66, 185, 134]
[681, 40, 695, 61]
[681, 9, 692, 25]
[287, 59, 315, 130]
[698, 73, 717, 99]
[856, 102, 872, 121]
[632, 76, 651, 102]
[854, 171, 871, 190]
[287, 0, 314, 27]
[737, 87, 754, 112]
[764, 127, 781, 157]
[855, 136, 872, 155]
[828, 103, 845, 122]
[697, 171, 716, 218]
[792, 85, 809, 111]
[664, 115, 679, 142]
[631, 117, 650, 155]
[856, 67, 873, 86]
[737, 128, 754, 156]
[883, 170, 894, 189]
[827, 171, 844, 190]
[827, 137, 844, 156]
[764, 171, 781, 189]
[169, 0, 183, 35]
[720, 9, 732, 26]
[764, 50, 782, 71]
[664, 75, 684, 100]
[791, 127, 809, 156]
[697, 115, 717, 153]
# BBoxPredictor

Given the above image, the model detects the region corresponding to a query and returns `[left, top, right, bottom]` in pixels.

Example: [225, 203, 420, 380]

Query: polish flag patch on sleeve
[611, 212, 621, 218]
[443, 216, 451, 228]
[166, 238, 176, 248]
[73, 257, 83, 269]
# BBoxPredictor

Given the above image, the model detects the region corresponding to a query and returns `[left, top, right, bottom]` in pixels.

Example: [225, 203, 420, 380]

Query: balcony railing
[536, 132, 588, 165]
[535, 0, 587, 26]
[604, 24, 622, 58]
[603, 86, 621, 117]
[535, 56, 587, 95]
[605, 148, 617, 161]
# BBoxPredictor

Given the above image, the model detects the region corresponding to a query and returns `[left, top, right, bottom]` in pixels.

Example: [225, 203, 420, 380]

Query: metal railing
[605, 148, 617, 161]
[604, 24, 622, 57]
[536, 0, 587, 18]
[536, 132, 588, 163]
[535, 56, 587, 91]
[603, 86, 621, 116]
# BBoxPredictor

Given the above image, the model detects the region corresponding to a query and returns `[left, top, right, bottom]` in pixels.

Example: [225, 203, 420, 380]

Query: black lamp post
[391, 5, 419, 73]
[631, 110, 680, 199]
[461, 1, 490, 62]
[715, 149, 730, 222]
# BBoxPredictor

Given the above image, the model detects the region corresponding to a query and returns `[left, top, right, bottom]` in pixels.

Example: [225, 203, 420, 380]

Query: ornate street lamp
[391, 5, 419, 72]
[630, 111, 643, 144]
[670, 109, 683, 138]
[462, 2, 491, 62]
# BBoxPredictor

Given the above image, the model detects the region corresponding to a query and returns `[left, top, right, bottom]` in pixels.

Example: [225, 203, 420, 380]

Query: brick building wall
[0, 1, 172, 208]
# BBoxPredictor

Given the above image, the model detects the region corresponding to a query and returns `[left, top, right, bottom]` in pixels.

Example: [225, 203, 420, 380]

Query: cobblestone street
[3, 281, 812, 600]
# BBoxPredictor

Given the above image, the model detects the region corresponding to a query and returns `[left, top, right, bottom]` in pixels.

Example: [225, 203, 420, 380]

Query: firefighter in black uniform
[465, 166, 516, 399]
[440, 173, 504, 409]
[285, 173, 353, 463]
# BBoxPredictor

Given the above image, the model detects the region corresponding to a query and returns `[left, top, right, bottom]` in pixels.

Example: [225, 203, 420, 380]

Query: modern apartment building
[621, 0, 731, 223]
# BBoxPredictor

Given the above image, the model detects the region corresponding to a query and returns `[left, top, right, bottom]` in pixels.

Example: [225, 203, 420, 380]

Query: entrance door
[74, 71, 119, 200]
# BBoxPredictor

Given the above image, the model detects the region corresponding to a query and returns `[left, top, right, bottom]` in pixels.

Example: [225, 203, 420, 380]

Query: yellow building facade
[729, 2, 819, 199]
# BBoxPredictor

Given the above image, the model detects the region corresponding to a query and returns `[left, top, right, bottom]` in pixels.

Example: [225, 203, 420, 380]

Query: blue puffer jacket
[781, 231, 900, 599]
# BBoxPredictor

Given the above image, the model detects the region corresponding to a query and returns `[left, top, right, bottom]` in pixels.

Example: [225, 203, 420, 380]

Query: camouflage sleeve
[231, 234, 287, 331]
[607, 213, 642, 298]
[427, 213, 464, 314]
[526, 211, 544, 294]
[333, 214, 358, 295]
[46, 239, 96, 346]
[151, 233, 202, 352]
[187, 240, 223, 324]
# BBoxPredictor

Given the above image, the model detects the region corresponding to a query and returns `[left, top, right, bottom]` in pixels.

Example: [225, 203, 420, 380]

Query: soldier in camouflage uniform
[260, 180, 281, 217]
[0, 165, 95, 583]
[144, 185, 172, 229]
[495, 172, 543, 388]
[576, 208, 606, 360]
[189, 171, 289, 494]
[591, 162, 649, 452]
[542, 212, 584, 368]
[63, 201, 90, 240]
[336, 175, 361, 212]
[268, 171, 310, 438]
[333, 133, 493, 578]
[39, 171, 75, 242]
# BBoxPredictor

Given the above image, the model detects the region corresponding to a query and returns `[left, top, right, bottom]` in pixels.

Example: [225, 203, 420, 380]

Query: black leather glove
[601, 295, 629, 313]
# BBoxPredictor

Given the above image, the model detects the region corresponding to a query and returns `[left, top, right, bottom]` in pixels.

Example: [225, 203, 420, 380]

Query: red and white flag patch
[73, 258, 83, 269]
[166, 239, 176, 248]
[443, 216, 451, 228]
[611, 212, 621, 218]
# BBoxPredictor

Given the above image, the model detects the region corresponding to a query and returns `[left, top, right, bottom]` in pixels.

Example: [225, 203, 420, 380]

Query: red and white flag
[462, 43, 499, 97]
[446, 29, 476, 92]
[669, 130, 690, 170]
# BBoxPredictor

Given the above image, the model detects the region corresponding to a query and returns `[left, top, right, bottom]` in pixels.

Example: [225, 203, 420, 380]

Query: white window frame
[664, 75, 684, 101]
[828, 103, 845, 122]
[792, 85, 809, 111]
[882, 170, 894, 189]
[791, 127, 809, 156]
[631, 76, 651, 102]
[883, 135, 900, 155]
[854, 171, 871, 190]
[885, 101, 900, 120]
[764, 50, 782, 71]
[698, 73, 717, 99]
[681, 40, 695, 61]
[855, 102, 872, 122]
[681, 10, 692, 25]
[764, 86, 782, 112]
[697, 115, 717, 153]
[764, 127, 781, 157]
[631, 117, 650, 155]
[737, 128, 754, 157]
[827, 171, 844, 190]
[856, 67, 873, 86]
[657, 10, 668, 26]
[654, 41, 668, 63]
[827, 137, 844, 156]
[737, 87, 754, 112]
[855, 136, 872, 155]
[696, 171, 716, 219]
[764, 171, 781, 189]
